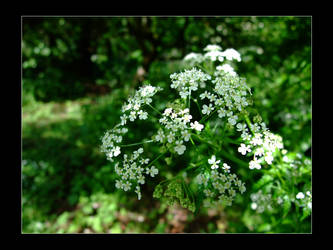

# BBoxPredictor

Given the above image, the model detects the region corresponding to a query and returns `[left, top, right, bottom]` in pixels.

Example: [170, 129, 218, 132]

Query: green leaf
[283, 199, 292, 217]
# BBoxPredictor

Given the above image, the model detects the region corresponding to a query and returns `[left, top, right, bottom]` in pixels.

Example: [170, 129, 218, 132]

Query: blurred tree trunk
[127, 17, 160, 73]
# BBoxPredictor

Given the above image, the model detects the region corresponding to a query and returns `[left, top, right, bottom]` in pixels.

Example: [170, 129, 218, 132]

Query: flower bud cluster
[114, 147, 158, 200]
[154, 107, 204, 155]
[100, 126, 128, 162]
[250, 190, 273, 213]
[196, 155, 246, 207]
[212, 72, 251, 112]
[170, 68, 211, 99]
[120, 85, 162, 125]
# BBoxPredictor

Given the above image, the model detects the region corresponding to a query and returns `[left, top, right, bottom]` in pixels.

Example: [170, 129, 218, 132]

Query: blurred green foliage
[22, 16, 311, 233]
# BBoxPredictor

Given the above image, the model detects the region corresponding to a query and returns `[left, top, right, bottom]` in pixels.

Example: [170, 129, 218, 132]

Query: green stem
[191, 97, 202, 118]
[178, 164, 201, 177]
[188, 90, 191, 112]
[147, 104, 163, 115]
[196, 64, 208, 73]
[191, 133, 219, 151]
[212, 121, 220, 134]
[224, 137, 242, 145]
[120, 140, 154, 148]
[219, 149, 248, 168]
[191, 133, 248, 168]
[199, 108, 218, 123]
[210, 60, 214, 75]
[273, 164, 286, 186]
[146, 151, 168, 169]
[244, 114, 255, 136]
[189, 136, 199, 152]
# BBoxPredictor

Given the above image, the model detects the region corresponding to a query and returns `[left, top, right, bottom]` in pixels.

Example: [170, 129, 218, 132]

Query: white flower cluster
[155, 107, 204, 155]
[204, 44, 223, 52]
[216, 64, 237, 76]
[237, 124, 284, 169]
[212, 71, 251, 112]
[182, 45, 249, 128]
[204, 44, 225, 62]
[114, 148, 158, 200]
[183, 52, 204, 66]
[251, 190, 312, 214]
[221, 48, 241, 62]
[295, 191, 312, 210]
[198, 73, 250, 127]
[250, 190, 273, 213]
[183, 44, 242, 65]
[196, 155, 246, 207]
[100, 126, 128, 162]
[170, 68, 211, 99]
[120, 85, 162, 125]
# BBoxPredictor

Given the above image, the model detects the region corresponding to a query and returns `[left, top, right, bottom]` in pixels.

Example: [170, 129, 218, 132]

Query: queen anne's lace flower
[146, 166, 159, 177]
[174, 142, 186, 155]
[250, 133, 264, 146]
[190, 121, 204, 131]
[236, 123, 247, 132]
[154, 130, 164, 143]
[138, 110, 148, 120]
[238, 143, 251, 155]
[222, 163, 231, 173]
[202, 104, 214, 115]
[217, 108, 226, 118]
[208, 155, 220, 169]
[249, 158, 261, 170]
[296, 192, 305, 199]
[200, 91, 210, 100]
[221, 48, 241, 62]
[183, 114, 192, 123]
[264, 151, 274, 165]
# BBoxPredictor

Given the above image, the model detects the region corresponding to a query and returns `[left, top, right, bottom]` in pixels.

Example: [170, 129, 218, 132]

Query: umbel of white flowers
[155, 107, 204, 155]
[196, 154, 246, 207]
[184, 44, 241, 65]
[100, 43, 285, 205]
[114, 147, 159, 200]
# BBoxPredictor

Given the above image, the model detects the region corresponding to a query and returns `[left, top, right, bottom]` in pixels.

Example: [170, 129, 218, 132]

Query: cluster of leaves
[154, 179, 196, 212]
